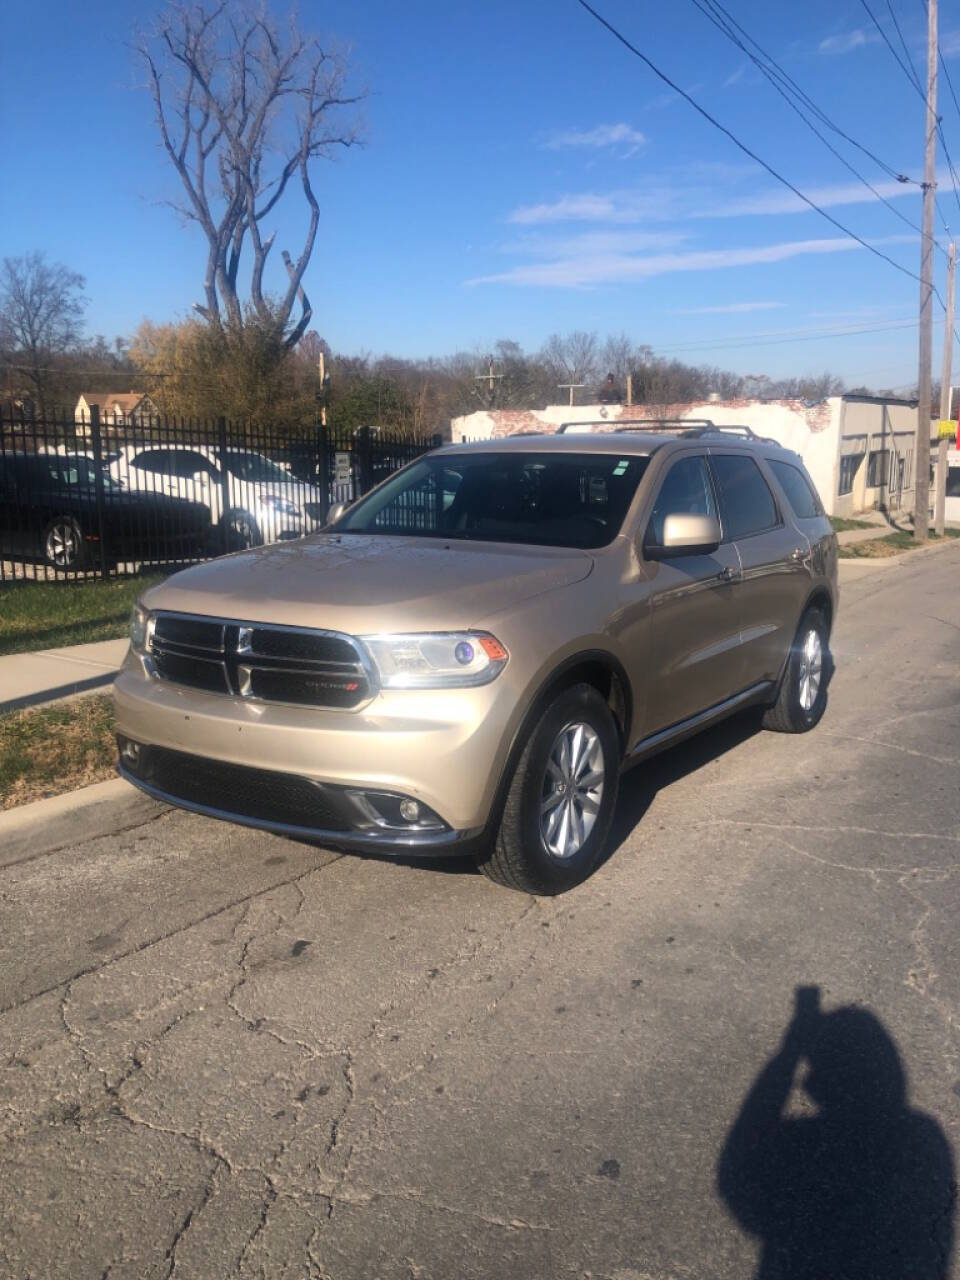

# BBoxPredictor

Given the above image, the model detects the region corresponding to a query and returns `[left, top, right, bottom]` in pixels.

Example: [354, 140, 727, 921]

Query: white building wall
[451, 398, 845, 514]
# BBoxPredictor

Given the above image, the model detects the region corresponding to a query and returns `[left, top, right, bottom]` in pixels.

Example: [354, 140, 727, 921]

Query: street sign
[334, 451, 352, 484]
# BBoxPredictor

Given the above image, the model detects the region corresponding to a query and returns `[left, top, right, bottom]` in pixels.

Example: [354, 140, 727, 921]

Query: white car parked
[107, 444, 328, 548]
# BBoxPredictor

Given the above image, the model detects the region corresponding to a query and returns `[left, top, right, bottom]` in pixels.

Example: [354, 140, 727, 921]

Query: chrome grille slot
[148, 612, 372, 709]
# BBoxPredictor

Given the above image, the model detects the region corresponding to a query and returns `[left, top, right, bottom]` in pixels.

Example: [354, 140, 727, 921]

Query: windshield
[334, 452, 649, 549]
[222, 451, 293, 484]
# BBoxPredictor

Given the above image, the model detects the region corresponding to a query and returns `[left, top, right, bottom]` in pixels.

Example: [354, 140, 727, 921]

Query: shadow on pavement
[717, 985, 956, 1279]
[604, 707, 764, 862]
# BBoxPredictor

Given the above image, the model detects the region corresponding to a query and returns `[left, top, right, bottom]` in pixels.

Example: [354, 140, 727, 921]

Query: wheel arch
[481, 649, 633, 841]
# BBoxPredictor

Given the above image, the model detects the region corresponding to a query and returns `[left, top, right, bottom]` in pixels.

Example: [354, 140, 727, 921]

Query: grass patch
[838, 528, 960, 558]
[0, 693, 116, 809]
[830, 516, 876, 532]
[0, 575, 165, 656]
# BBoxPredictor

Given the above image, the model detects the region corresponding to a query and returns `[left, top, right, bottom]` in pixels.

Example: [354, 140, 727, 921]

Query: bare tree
[539, 331, 599, 398]
[138, 2, 360, 348]
[0, 252, 86, 414]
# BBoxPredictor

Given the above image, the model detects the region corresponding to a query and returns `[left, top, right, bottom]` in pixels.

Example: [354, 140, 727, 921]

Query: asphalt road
[2, 547, 959, 1280]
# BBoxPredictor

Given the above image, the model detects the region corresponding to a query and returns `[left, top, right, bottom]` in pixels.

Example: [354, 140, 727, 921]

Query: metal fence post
[89, 404, 109, 579]
[217, 417, 231, 553]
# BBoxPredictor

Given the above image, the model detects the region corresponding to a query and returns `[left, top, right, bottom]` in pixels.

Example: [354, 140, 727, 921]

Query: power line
[574, 0, 944, 303]
[697, 0, 920, 185]
[885, 0, 925, 91]
[655, 319, 927, 355]
[859, 0, 928, 99]
[687, 0, 939, 251]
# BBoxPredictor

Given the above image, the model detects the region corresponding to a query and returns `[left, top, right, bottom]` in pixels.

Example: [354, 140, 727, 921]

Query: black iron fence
[0, 408, 442, 583]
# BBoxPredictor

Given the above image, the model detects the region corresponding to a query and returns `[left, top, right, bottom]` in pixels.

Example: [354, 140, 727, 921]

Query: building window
[866, 450, 890, 487]
[838, 453, 864, 496]
[948, 466, 960, 498]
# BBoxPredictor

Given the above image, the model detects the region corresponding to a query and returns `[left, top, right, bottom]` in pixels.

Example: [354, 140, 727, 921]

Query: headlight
[360, 632, 508, 689]
[258, 494, 300, 516]
[129, 603, 151, 654]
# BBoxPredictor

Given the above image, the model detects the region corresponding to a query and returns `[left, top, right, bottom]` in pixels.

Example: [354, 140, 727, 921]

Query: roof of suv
[436, 425, 794, 459]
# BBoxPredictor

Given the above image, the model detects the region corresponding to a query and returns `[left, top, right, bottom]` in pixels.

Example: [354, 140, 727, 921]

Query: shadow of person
[717, 987, 955, 1279]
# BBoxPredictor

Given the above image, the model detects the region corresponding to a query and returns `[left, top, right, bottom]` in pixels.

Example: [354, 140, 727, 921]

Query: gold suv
[115, 426, 837, 894]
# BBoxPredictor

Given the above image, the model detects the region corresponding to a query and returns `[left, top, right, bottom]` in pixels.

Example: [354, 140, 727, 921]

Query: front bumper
[113, 649, 515, 840]
[117, 751, 485, 856]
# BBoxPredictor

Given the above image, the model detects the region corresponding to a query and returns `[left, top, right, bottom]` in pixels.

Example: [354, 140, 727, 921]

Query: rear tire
[762, 606, 831, 733]
[42, 516, 88, 572]
[478, 683, 620, 895]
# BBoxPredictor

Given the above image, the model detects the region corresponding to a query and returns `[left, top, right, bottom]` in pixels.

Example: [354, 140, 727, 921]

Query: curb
[0, 775, 142, 837]
[837, 536, 960, 569]
[0, 670, 118, 715]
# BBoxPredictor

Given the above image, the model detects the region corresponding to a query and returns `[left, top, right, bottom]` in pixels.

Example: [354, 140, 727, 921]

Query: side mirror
[648, 512, 721, 559]
[325, 501, 348, 526]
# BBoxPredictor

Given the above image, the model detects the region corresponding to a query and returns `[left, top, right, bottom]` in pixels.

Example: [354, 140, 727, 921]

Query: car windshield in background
[222, 452, 293, 484]
[334, 452, 650, 549]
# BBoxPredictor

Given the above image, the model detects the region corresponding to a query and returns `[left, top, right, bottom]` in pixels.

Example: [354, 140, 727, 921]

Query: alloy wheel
[46, 520, 79, 569]
[540, 721, 605, 860]
[798, 627, 823, 711]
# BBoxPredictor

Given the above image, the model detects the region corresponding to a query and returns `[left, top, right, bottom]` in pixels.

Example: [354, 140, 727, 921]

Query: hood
[143, 533, 594, 633]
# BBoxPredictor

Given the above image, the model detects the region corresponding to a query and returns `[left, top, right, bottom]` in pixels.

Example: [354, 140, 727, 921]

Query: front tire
[478, 683, 620, 894]
[223, 510, 262, 551]
[762, 606, 831, 733]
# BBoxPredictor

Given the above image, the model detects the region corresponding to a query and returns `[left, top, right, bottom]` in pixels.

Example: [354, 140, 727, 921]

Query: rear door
[637, 452, 745, 734]
[708, 451, 811, 688]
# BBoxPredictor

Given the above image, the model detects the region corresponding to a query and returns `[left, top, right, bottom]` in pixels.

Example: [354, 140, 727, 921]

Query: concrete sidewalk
[0, 638, 129, 714]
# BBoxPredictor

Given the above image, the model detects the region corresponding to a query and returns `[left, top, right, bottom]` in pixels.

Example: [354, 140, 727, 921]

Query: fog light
[399, 799, 421, 823]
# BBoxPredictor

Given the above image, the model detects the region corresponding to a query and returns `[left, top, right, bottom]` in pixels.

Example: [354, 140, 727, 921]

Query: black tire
[762, 606, 831, 733]
[478, 683, 620, 895]
[223, 510, 262, 551]
[42, 516, 89, 572]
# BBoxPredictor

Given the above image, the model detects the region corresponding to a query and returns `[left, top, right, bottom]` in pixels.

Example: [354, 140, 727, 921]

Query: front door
[637, 454, 744, 735]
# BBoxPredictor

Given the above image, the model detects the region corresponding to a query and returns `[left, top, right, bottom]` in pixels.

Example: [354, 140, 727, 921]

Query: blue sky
[4, 0, 960, 385]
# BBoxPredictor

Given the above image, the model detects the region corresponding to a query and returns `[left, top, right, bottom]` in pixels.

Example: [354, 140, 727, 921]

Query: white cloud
[543, 123, 646, 151]
[818, 28, 881, 55]
[468, 236, 911, 288]
[941, 30, 960, 57]
[507, 175, 920, 226]
[676, 301, 787, 315]
[701, 177, 917, 217]
[501, 229, 689, 257]
[723, 64, 748, 88]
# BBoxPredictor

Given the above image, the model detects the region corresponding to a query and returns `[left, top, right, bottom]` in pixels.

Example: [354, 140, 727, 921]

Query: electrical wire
[859, 0, 928, 100]
[655, 319, 925, 355]
[574, 0, 945, 307]
[687, 0, 940, 252]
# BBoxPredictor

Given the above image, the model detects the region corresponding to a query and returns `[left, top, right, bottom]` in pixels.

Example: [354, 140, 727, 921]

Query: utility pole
[317, 348, 327, 427]
[915, 0, 939, 543]
[474, 354, 503, 407]
[936, 241, 955, 535]
[557, 382, 585, 407]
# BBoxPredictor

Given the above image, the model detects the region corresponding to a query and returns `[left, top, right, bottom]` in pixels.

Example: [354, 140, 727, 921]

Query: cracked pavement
[2, 548, 959, 1278]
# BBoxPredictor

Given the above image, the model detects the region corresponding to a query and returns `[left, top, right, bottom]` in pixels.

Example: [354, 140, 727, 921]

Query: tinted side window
[646, 456, 717, 546]
[173, 452, 217, 479]
[711, 454, 779, 539]
[947, 466, 960, 499]
[132, 450, 175, 475]
[768, 460, 823, 519]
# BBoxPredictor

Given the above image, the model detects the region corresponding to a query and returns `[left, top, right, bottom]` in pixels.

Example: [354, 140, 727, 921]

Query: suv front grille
[149, 612, 371, 709]
[139, 747, 350, 830]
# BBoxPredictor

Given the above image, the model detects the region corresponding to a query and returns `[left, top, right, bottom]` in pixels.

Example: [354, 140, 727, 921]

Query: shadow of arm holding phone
[717, 986, 955, 1280]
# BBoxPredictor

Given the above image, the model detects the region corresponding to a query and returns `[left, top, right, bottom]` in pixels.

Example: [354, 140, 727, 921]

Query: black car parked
[0, 452, 212, 571]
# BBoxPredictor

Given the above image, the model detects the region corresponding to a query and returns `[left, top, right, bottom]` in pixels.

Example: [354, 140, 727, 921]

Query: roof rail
[556, 417, 716, 434]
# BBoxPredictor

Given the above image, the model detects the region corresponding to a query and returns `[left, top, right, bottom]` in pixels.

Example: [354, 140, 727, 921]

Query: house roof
[77, 392, 152, 412]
